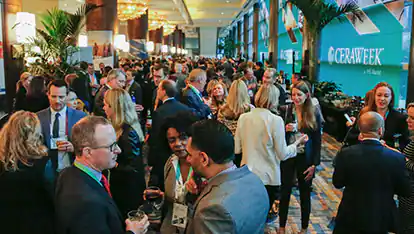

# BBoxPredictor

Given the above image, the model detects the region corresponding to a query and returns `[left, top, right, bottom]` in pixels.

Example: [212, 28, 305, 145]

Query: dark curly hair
[159, 111, 199, 154]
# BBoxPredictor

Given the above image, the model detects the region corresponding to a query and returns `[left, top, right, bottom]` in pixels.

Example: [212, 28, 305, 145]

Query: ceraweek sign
[328, 46, 384, 66]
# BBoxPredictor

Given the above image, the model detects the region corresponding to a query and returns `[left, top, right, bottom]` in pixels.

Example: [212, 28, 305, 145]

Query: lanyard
[174, 159, 193, 185]
[172, 157, 193, 202]
[189, 85, 203, 102]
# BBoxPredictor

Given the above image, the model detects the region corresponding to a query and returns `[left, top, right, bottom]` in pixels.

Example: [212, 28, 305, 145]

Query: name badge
[50, 136, 68, 150]
[172, 203, 188, 229]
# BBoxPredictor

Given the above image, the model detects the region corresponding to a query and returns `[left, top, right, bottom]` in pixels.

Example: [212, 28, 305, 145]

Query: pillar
[1, 0, 23, 112]
[232, 26, 237, 58]
[127, 10, 148, 59]
[182, 31, 185, 49]
[407, 5, 414, 105]
[237, 21, 241, 57]
[154, 27, 163, 54]
[86, 0, 117, 65]
[253, 3, 259, 62]
[269, 0, 279, 69]
[243, 14, 249, 60]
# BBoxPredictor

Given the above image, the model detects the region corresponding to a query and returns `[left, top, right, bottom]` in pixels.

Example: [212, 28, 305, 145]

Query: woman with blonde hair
[0, 111, 53, 234]
[206, 81, 228, 117]
[103, 88, 146, 218]
[235, 84, 307, 225]
[218, 79, 254, 135]
[14, 72, 33, 111]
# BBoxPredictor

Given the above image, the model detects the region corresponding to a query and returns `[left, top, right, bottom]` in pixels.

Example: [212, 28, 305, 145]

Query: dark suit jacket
[55, 166, 132, 234]
[110, 123, 146, 218]
[186, 166, 269, 234]
[37, 107, 87, 173]
[72, 72, 92, 104]
[148, 99, 192, 189]
[345, 109, 409, 150]
[128, 80, 143, 105]
[333, 140, 411, 233]
[94, 85, 110, 117]
[0, 159, 54, 234]
[181, 87, 211, 119]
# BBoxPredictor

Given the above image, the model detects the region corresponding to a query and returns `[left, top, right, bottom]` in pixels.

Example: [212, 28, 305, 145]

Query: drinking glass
[127, 210, 146, 222]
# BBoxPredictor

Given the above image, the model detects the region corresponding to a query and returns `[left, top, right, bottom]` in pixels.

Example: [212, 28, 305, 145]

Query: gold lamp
[118, 0, 149, 21]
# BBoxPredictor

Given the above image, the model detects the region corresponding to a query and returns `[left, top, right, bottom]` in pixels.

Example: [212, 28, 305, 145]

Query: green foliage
[286, 0, 363, 32]
[20, 4, 100, 79]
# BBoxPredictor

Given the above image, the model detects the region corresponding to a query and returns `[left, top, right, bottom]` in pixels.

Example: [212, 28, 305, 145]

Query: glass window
[248, 44, 253, 60]
[249, 14, 254, 29]
[248, 29, 253, 43]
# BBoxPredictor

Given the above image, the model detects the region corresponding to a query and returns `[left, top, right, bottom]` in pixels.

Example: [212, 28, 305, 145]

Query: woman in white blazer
[235, 84, 307, 223]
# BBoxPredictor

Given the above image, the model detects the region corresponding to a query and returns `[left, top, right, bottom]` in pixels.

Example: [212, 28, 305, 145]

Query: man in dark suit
[181, 69, 211, 119]
[37, 80, 87, 184]
[93, 69, 126, 117]
[55, 116, 149, 234]
[185, 120, 269, 233]
[148, 80, 192, 189]
[73, 61, 92, 111]
[87, 63, 101, 97]
[333, 111, 411, 234]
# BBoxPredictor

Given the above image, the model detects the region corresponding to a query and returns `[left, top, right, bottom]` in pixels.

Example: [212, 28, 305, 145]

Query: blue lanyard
[174, 160, 193, 185]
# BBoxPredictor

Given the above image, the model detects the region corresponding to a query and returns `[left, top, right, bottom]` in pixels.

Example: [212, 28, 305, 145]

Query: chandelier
[163, 22, 175, 35]
[118, 0, 149, 21]
[148, 12, 166, 31]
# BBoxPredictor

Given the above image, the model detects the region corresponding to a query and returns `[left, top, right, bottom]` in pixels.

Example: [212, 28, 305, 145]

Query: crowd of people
[0, 55, 413, 234]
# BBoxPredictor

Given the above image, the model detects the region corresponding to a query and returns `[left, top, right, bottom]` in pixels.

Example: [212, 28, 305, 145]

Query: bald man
[333, 111, 411, 234]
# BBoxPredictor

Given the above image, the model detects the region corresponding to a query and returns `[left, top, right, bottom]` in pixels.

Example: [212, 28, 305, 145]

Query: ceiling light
[226, 0, 230, 2]
[221, 12, 224, 15]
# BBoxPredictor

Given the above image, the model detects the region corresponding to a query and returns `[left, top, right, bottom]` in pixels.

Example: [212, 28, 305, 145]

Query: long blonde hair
[292, 81, 317, 130]
[255, 84, 279, 113]
[0, 111, 48, 172]
[104, 88, 144, 142]
[16, 72, 32, 92]
[226, 80, 251, 118]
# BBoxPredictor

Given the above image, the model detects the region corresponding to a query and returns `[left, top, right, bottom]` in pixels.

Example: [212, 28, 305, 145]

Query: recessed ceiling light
[221, 12, 224, 15]
[226, 0, 230, 2]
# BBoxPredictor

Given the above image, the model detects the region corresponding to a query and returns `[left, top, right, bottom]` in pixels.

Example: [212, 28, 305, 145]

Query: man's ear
[200, 152, 210, 167]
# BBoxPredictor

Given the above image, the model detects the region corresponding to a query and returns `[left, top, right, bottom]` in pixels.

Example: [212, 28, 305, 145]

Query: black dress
[0, 158, 55, 234]
[109, 123, 146, 218]
[399, 141, 414, 233]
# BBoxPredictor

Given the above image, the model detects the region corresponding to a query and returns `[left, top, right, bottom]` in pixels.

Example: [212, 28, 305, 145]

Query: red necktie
[100, 175, 112, 198]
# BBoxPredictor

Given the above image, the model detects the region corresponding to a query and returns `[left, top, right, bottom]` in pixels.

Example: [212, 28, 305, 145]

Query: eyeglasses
[89, 142, 119, 152]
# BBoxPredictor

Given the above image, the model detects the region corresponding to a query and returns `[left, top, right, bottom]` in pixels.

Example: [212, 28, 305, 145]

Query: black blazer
[128, 81, 143, 105]
[181, 86, 211, 119]
[93, 85, 110, 117]
[333, 140, 411, 234]
[110, 123, 146, 218]
[148, 99, 192, 189]
[55, 166, 133, 234]
[345, 109, 409, 150]
[72, 72, 92, 104]
[0, 158, 54, 234]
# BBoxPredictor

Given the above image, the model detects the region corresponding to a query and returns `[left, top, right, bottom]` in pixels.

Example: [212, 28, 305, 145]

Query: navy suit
[180, 86, 211, 119]
[148, 98, 192, 190]
[37, 107, 87, 185]
[333, 140, 412, 234]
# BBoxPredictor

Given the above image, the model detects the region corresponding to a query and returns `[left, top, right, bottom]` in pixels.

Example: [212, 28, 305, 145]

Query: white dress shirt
[235, 108, 297, 186]
[50, 106, 71, 171]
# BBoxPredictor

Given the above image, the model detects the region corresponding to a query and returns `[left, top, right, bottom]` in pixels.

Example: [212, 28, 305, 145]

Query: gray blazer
[186, 166, 269, 234]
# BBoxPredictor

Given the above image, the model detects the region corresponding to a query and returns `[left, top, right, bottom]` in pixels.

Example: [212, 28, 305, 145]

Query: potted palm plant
[21, 4, 100, 79]
[286, 0, 363, 81]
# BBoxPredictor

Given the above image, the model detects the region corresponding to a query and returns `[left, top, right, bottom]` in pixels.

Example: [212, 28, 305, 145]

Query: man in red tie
[55, 116, 149, 234]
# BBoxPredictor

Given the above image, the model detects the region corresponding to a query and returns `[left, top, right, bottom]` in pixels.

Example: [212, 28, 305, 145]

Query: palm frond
[65, 4, 101, 44]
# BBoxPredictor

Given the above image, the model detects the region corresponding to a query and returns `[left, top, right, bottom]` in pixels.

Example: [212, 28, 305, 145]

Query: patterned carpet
[266, 134, 343, 234]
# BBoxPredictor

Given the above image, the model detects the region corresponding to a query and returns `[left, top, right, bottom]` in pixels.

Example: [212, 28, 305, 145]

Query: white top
[50, 106, 71, 171]
[235, 108, 297, 186]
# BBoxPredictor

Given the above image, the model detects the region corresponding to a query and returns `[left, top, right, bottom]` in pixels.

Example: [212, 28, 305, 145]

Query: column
[269, 0, 279, 69]
[86, 0, 117, 66]
[407, 4, 414, 105]
[253, 3, 259, 62]
[154, 27, 163, 54]
[237, 21, 241, 57]
[182, 31, 185, 49]
[232, 25, 237, 58]
[1, 0, 23, 112]
[243, 14, 249, 60]
[127, 10, 148, 59]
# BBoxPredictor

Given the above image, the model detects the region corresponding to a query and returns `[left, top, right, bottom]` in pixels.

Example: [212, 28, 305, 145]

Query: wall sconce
[122, 42, 130, 52]
[182, 49, 187, 55]
[78, 35, 88, 47]
[161, 45, 168, 53]
[146, 41, 155, 53]
[170, 46, 176, 54]
[177, 48, 182, 54]
[114, 34, 126, 50]
[15, 12, 36, 44]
